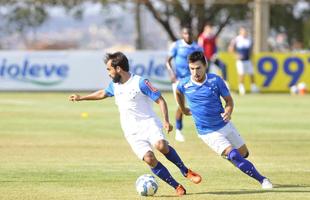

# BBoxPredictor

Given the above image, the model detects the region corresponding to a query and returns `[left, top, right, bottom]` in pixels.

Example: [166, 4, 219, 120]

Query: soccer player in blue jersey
[175, 51, 273, 189]
[69, 52, 201, 196]
[166, 27, 203, 142]
[228, 27, 259, 95]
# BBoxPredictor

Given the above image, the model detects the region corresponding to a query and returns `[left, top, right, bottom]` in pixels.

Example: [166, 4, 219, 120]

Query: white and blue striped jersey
[177, 73, 230, 135]
[105, 74, 162, 135]
[234, 35, 252, 61]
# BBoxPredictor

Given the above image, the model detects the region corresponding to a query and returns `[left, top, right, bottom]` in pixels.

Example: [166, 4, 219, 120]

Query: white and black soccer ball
[135, 174, 158, 196]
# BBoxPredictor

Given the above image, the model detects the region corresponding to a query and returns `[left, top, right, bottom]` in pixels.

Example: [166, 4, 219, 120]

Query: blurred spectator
[291, 39, 307, 53]
[269, 33, 290, 52]
[198, 23, 228, 82]
[228, 27, 259, 95]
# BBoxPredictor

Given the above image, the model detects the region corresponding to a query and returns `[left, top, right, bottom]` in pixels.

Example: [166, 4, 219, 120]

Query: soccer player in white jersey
[228, 27, 259, 95]
[69, 52, 201, 196]
[175, 51, 273, 189]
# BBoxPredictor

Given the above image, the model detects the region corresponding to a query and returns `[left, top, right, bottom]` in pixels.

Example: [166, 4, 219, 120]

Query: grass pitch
[0, 92, 310, 200]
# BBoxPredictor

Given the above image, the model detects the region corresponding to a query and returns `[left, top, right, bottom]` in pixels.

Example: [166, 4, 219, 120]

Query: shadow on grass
[0, 180, 104, 182]
[156, 184, 310, 197]
[206, 184, 310, 195]
[273, 183, 310, 189]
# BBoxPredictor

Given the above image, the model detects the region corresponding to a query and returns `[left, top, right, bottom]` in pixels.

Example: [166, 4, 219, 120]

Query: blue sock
[176, 119, 183, 130]
[228, 149, 265, 183]
[164, 145, 188, 176]
[151, 161, 179, 189]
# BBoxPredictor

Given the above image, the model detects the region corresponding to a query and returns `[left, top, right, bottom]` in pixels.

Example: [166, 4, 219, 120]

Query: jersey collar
[181, 39, 193, 47]
[191, 74, 208, 86]
[118, 73, 133, 85]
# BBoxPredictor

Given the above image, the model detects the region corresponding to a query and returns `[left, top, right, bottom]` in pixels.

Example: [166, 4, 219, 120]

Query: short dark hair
[104, 52, 129, 72]
[188, 51, 207, 65]
[181, 26, 192, 33]
[204, 22, 213, 27]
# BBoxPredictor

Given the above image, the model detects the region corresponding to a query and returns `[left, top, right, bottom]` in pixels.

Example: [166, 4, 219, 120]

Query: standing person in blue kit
[166, 26, 203, 142]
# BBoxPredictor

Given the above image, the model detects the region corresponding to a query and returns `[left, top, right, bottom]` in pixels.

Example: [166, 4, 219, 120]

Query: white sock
[239, 84, 245, 95]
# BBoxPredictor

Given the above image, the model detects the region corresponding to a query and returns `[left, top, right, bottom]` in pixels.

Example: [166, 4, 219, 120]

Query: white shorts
[236, 60, 254, 75]
[198, 122, 245, 155]
[124, 121, 167, 160]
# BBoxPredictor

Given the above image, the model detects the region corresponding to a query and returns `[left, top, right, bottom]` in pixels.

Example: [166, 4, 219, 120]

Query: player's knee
[238, 145, 249, 158]
[227, 149, 244, 165]
[243, 151, 249, 158]
[155, 140, 169, 154]
[143, 151, 157, 167]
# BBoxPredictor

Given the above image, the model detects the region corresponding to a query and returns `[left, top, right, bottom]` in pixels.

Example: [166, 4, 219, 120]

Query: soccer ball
[135, 174, 158, 196]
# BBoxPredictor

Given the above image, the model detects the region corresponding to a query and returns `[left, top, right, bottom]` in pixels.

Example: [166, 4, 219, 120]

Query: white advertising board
[0, 51, 171, 91]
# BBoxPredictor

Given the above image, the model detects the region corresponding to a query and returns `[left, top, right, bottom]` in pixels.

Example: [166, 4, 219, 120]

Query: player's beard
[112, 73, 122, 83]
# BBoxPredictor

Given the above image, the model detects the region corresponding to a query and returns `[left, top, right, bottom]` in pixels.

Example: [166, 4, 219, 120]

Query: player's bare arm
[155, 96, 173, 133]
[228, 39, 235, 53]
[175, 89, 191, 116]
[228, 40, 242, 60]
[221, 95, 234, 122]
[166, 57, 177, 83]
[197, 36, 204, 47]
[69, 89, 109, 102]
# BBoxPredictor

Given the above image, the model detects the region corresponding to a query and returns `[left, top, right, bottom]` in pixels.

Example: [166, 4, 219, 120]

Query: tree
[0, 0, 309, 49]
[0, 1, 48, 46]
[140, 0, 250, 41]
[270, 3, 310, 48]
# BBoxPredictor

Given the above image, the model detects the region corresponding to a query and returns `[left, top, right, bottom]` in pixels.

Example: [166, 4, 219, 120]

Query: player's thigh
[223, 122, 245, 150]
[236, 60, 245, 75]
[148, 127, 168, 150]
[198, 131, 232, 155]
[125, 133, 153, 160]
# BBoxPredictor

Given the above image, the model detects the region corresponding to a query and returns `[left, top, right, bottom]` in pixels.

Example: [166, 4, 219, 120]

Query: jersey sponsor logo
[184, 81, 193, 88]
[185, 89, 196, 93]
[207, 77, 217, 83]
[144, 79, 158, 92]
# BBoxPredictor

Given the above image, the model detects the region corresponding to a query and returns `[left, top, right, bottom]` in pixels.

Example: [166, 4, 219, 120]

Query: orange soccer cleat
[186, 169, 202, 184]
[175, 185, 186, 196]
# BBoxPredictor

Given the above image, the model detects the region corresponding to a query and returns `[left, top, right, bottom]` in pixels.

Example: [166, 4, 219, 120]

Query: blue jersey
[177, 73, 230, 135]
[234, 35, 252, 61]
[169, 39, 203, 79]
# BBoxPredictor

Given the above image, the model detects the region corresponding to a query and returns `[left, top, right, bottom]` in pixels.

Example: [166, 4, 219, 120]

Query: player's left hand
[163, 121, 173, 134]
[221, 112, 231, 122]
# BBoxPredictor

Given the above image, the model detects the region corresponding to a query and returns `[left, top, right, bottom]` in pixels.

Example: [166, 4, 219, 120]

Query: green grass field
[0, 92, 310, 200]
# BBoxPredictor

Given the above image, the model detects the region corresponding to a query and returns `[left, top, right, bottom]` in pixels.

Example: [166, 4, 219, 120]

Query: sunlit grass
[0, 92, 310, 200]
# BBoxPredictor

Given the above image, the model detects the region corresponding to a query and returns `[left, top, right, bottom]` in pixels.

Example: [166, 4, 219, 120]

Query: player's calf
[228, 149, 266, 183]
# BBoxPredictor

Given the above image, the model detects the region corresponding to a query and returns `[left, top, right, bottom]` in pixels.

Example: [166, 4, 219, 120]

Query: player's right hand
[182, 107, 192, 116]
[69, 94, 81, 102]
[163, 121, 173, 134]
